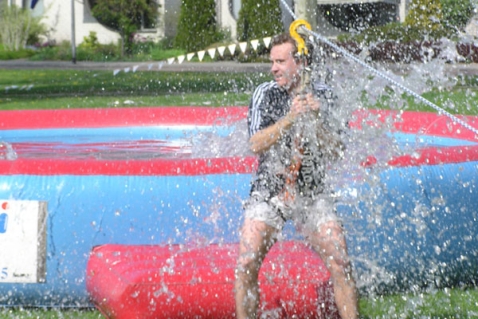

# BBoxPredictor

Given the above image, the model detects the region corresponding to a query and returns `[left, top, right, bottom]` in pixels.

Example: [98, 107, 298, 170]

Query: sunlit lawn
[0, 68, 478, 318]
[0, 93, 251, 110]
[1, 69, 478, 115]
[0, 69, 261, 110]
[1, 287, 478, 319]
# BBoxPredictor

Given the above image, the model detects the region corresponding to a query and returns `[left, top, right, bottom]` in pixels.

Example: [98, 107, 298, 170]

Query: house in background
[4, 0, 122, 45]
[2, 0, 409, 46]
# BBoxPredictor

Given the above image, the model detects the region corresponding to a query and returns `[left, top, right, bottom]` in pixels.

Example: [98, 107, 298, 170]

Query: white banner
[217, 46, 226, 57]
[197, 50, 206, 61]
[187, 53, 195, 61]
[250, 39, 260, 51]
[239, 42, 248, 53]
[0, 201, 47, 283]
[177, 55, 185, 64]
[228, 44, 237, 55]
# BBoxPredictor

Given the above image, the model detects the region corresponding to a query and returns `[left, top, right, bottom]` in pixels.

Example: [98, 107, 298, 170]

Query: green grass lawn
[0, 69, 261, 110]
[0, 68, 478, 318]
[1, 69, 478, 115]
[1, 287, 478, 319]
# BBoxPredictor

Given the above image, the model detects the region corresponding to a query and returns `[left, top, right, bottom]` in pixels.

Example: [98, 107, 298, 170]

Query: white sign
[0, 200, 47, 283]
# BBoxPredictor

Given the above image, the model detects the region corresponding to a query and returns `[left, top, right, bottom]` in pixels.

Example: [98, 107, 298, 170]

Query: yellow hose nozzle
[289, 19, 312, 56]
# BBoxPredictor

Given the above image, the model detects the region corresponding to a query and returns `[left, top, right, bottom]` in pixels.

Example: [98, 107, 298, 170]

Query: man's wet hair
[271, 33, 314, 64]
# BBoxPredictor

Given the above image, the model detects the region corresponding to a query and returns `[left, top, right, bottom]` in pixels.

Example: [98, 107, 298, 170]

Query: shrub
[337, 22, 449, 45]
[405, 0, 443, 34]
[0, 3, 46, 51]
[30, 40, 121, 61]
[89, 0, 159, 56]
[236, 0, 284, 41]
[0, 44, 35, 60]
[440, 0, 474, 31]
[79, 31, 100, 50]
[26, 14, 48, 46]
[174, 0, 223, 52]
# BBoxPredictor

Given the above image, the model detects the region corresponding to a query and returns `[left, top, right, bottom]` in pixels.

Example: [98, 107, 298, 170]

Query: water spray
[289, 19, 312, 94]
[279, 0, 478, 137]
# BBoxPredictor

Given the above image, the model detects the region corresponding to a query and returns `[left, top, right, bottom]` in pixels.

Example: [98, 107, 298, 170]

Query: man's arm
[249, 93, 320, 154]
[249, 113, 295, 154]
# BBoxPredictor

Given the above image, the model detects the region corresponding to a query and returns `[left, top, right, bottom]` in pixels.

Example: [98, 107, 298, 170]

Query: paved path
[0, 60, 270, 73]
[1, 59, 478, 76]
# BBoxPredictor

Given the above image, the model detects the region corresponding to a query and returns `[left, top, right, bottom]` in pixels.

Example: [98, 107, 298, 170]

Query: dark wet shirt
[247, 81, 338, 200]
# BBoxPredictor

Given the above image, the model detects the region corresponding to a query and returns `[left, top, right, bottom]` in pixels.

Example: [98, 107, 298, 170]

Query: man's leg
[235, 218, 277, 319]
[307, 220, 359, 319]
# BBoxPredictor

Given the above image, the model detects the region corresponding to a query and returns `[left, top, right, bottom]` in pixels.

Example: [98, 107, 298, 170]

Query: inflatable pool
[0, 107, 477, 311]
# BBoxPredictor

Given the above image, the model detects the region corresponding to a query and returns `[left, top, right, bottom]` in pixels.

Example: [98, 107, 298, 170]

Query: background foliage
[440, 0, 474, 31]
[0, 3, 47, 51]
[88, 0, 159, 56]
[173, 0, 225, 52]
[236, 0, 284, 41]
[405, 0, 443, 33]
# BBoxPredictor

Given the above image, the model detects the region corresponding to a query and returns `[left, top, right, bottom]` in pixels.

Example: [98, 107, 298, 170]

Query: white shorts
[243, 191, 339, 234]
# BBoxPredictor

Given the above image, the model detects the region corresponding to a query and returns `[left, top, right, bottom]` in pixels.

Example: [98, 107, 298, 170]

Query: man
[234, 33, 359, 319]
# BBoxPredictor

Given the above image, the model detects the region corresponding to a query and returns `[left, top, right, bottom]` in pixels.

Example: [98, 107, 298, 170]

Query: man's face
[270, 42, 301, 91]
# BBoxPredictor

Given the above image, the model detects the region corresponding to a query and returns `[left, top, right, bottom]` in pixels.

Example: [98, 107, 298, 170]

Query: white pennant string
[208, 48, 216, 59]
[197, 50, 206, 61]
[239, 42, 248, 53]
[250, 39, 259, 51]
[228, 44, 237, 55]
[217, 46, 226, 57]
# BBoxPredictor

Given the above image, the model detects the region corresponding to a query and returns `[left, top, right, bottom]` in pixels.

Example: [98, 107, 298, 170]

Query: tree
[173, 0, 219, 52]
[405, 0, 443, 33]
[440, 0, 474, 31]
[236, 0, 284, 41]
[0, 3, 33, 51]
[88, 0, 159, 56]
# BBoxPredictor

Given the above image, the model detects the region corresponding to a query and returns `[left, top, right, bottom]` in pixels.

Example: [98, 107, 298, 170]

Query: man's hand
[249, 94, 320, 155]
[289, 93, 320, 121]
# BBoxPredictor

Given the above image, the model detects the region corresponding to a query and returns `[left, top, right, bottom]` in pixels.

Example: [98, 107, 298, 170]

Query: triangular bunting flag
[228, 44, 237, 55]
[177, 55, 185, 64]
[263, 37, 272, 48]
[148, 63, 153, 70]
[239, 42, 248, 53]
[187, 53, 195, 61]
[113, 69, 121, 76]
[124, 67, 130, 73]
[158, 62, 164, 69]
[197, 50, 206, 61]
[217, 46, 226, 57]
[250, 39, 259, 51]
[208, 48, 216, 59]
[132, 65, 139, 72]
[167, 57, 175, 64]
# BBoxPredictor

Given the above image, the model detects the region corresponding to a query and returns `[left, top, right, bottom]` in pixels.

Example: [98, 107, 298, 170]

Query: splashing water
[2, 5, 478, 317]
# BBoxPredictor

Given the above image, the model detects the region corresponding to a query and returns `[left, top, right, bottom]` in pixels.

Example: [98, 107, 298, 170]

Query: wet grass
[369, 88, 478, 116]
[1, 68, 478, 318]
[361, 287, 478, 318]
[0, 69, 264, 109]
[2, 69, 478, 115]
[0, 308, 102, 318]
[0, 287, 477, 319]
[0, 93, 251, 110]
